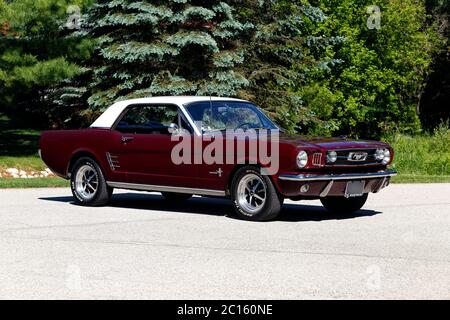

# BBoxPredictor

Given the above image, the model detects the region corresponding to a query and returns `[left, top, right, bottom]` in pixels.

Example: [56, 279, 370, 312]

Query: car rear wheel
[231, 166, 282, 221]
[71, 157, 112, 206]
[320, 194, 368, 214]
[161, 192, 192, 201]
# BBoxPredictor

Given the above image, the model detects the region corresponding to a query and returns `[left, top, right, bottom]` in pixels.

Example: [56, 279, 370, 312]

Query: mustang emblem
[348, 152, 368, 162]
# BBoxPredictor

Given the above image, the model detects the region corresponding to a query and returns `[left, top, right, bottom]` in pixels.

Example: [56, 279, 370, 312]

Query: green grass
[0, 113, 57, 186]
[0, 155, 47, 172]
[385, 125, 450, 182]
[0, 177, 69, 188]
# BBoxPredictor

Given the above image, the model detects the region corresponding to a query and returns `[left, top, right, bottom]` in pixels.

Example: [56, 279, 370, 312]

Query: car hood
[279, 133, 390, 150]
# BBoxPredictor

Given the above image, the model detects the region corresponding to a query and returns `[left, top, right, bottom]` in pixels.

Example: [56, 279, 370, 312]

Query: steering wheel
[235, 122, 257, 130]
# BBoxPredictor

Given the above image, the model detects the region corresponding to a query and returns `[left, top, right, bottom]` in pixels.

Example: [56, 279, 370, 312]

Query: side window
[116, 105, 179, 135]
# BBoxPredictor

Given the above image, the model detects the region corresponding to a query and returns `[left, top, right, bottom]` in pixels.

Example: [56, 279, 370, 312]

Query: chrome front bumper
[278, 169, 397, 182]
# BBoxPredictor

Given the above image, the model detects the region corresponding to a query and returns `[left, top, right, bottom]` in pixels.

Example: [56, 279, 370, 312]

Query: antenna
[207, 86, 214, 134]
[209, 85, 213, 124]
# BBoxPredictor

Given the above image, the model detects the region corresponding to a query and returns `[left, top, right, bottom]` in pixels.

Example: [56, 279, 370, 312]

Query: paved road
[0, 184, 449, 299]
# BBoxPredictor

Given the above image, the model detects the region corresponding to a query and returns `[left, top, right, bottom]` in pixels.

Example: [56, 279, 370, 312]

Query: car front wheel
[231, 166, 283, 221]
[320, 194, 368, 214]
[71, 157, 112, 206]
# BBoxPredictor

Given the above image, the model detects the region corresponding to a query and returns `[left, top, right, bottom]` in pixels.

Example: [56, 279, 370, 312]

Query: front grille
[327, 149, 380, 166]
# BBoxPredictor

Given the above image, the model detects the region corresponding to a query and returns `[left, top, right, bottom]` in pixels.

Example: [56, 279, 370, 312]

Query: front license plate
[345, 180, 365, 198]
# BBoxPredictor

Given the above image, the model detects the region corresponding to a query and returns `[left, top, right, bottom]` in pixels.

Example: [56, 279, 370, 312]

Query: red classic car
[40, 96, 396, 221]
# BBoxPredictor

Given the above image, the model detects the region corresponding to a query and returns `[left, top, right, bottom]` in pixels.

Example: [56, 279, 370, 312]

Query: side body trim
[106, 181, 226, 197]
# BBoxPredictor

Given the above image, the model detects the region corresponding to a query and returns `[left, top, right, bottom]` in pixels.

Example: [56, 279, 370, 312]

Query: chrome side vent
[312, 153, 323, 167]
[106, 152, 120, 171]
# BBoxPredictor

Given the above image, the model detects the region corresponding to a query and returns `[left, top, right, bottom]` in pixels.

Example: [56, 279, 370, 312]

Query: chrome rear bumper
[278, 169, 397, 182]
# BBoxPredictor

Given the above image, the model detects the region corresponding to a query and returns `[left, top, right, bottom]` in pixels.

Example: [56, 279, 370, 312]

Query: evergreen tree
[75, 0, 337, 132]
[82, 0, 250, 111]
[236, 0, 342, 132]
[0, 0, 93, 127]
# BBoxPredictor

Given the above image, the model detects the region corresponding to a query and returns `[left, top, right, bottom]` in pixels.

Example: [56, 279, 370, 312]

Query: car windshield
[185, 101, 278, 133]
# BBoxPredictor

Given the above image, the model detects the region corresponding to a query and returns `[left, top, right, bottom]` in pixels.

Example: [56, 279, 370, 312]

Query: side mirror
[168, 123, 180, 134]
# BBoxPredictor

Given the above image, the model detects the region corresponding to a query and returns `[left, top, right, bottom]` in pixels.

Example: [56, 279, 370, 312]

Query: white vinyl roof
[90, 96, 247, 129]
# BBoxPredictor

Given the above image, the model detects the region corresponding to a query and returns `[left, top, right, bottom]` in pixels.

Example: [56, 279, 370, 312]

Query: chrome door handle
[121, 136, 134, 144]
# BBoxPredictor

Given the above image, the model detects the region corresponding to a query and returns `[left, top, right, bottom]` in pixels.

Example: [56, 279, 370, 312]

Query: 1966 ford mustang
[40, 96, 396, 221]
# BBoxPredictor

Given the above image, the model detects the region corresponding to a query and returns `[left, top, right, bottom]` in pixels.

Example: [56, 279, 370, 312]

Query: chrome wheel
[75, 165, 99, 201]
[236, 174, 267, 215]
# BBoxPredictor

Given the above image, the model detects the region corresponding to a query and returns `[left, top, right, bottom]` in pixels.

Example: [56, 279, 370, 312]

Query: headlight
[382, 149, 391, 165]
[297, 150, 308, 168]
[375, 149, 385, 161]
[375, 148, 391, 164]
[327, 151, 337, 163]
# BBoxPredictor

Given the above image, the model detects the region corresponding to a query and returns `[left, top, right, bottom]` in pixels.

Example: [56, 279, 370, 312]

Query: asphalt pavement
[0, 184, 449, 299]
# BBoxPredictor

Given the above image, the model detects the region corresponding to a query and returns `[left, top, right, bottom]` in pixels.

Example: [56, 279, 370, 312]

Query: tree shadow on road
[39, 193, 382, 222]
